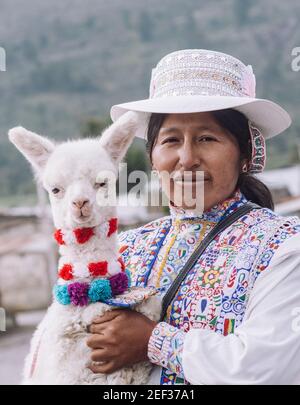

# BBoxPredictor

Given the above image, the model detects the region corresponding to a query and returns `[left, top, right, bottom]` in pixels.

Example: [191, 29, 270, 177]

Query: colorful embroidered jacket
[119, 190, 300, 385]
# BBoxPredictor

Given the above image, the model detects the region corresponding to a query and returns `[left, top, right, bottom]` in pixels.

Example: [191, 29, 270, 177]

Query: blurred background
[0, 0, 300, 384]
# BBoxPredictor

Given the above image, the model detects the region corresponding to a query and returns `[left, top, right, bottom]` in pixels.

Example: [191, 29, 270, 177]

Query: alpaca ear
[8, 126, 55, 173]
[99, 111, 139, 164]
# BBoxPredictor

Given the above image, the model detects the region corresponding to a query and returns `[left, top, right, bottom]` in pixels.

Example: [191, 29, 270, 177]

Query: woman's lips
[172, 172, 210, 182]
[173, 177, 211, 183]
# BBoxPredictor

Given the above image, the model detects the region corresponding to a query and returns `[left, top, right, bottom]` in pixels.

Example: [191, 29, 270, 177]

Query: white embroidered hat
[110, 49, 291, 140]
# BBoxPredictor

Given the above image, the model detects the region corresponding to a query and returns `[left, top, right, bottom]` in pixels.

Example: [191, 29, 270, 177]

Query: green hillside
[0, 0, 299, 203]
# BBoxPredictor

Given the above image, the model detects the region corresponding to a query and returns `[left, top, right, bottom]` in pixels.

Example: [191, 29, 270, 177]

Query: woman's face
[151, 112, 246, 211]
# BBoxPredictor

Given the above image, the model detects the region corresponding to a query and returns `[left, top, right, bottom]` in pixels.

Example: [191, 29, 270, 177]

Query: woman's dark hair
[146, 109, 274, 210]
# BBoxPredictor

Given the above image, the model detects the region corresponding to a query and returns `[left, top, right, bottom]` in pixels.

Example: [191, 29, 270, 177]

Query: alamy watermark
[0, 46, 6, 71]
[291, 47, 300, 72]
[0, 307, 6, 332]
[95, 164, 205, 213]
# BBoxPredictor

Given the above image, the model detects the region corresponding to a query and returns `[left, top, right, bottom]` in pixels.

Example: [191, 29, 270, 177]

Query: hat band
[152, 68, 246, 98]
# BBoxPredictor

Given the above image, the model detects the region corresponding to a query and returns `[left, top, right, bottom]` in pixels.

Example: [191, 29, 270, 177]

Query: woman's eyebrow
[159, 127, 181, 135]
[192, 125, 217, 132]
[159, 125, 218, 134]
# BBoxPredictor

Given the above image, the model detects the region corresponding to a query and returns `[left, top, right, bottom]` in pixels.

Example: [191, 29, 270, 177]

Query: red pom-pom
[88, 261, 108, 277]
[117, 257, 125, 271]
[74, 227, 94, 244]
[107, 218, 118, 237]
[54, 229, 65, 245]
[58, 264, 73, 280]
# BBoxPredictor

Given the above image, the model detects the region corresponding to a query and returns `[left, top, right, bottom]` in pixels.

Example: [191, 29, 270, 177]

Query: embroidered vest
[119, 192, 300, 384]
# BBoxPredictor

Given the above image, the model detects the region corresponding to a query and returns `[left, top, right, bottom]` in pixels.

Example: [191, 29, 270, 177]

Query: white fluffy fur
[9, 112, 161, 385]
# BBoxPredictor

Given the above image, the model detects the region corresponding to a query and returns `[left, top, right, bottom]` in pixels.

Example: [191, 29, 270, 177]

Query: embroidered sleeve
[148, 322, 186, 377]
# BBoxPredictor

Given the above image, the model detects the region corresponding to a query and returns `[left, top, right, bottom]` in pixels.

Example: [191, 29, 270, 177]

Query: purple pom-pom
[68, 282, 89, 306]
[110, 272, 129, 296]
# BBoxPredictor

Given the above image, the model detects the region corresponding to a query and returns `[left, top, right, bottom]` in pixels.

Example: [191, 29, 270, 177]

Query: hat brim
[110, 95, 291, 140]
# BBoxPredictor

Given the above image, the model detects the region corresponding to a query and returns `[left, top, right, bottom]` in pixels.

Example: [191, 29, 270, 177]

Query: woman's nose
[178, 141, 201, 169]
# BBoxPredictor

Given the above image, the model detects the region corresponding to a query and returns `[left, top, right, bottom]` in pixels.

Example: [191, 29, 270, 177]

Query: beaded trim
[53, 270, 131, 306]
[248, 121, 266, 173]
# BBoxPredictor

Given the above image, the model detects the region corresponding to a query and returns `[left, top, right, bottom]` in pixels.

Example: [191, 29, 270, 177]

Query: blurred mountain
[0, 0, 299, 201]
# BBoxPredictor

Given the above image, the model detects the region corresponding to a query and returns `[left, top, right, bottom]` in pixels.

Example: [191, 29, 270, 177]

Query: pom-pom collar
[54, 217, 118, 245]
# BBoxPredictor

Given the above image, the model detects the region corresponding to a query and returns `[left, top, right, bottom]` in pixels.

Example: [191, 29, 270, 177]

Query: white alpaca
[9, 112, 160, 385]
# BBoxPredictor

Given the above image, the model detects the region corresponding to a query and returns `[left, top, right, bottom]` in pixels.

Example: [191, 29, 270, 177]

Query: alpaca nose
[72, 199, 89, 209]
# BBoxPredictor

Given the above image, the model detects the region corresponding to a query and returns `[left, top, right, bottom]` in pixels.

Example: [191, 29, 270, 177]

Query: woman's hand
[86, 309, 157, 374]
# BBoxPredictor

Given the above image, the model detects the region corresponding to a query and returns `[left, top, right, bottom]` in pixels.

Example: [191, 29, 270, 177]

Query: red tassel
[74, 227, 94, 244]
[107, 218, 118, 237]
[54, 229, 65, 245]
[58, 264, 73, 280]
[117, 257, 125, 271]
[88, 261, 108, 277]
[119, 245, 129, 254]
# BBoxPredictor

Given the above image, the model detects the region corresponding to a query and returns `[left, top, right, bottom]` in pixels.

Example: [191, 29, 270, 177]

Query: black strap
[160, 202, 261, 321]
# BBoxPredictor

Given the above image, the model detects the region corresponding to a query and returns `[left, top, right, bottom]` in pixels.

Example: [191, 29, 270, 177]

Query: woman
[87, 49, 300, 384]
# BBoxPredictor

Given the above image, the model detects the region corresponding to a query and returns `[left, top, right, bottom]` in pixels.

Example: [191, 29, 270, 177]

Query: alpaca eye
[94, 182, 107, 189]
[52, 187, 60, 194]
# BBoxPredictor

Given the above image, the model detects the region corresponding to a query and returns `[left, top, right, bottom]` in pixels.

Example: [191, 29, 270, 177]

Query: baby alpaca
[9, 112, 160, 385]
